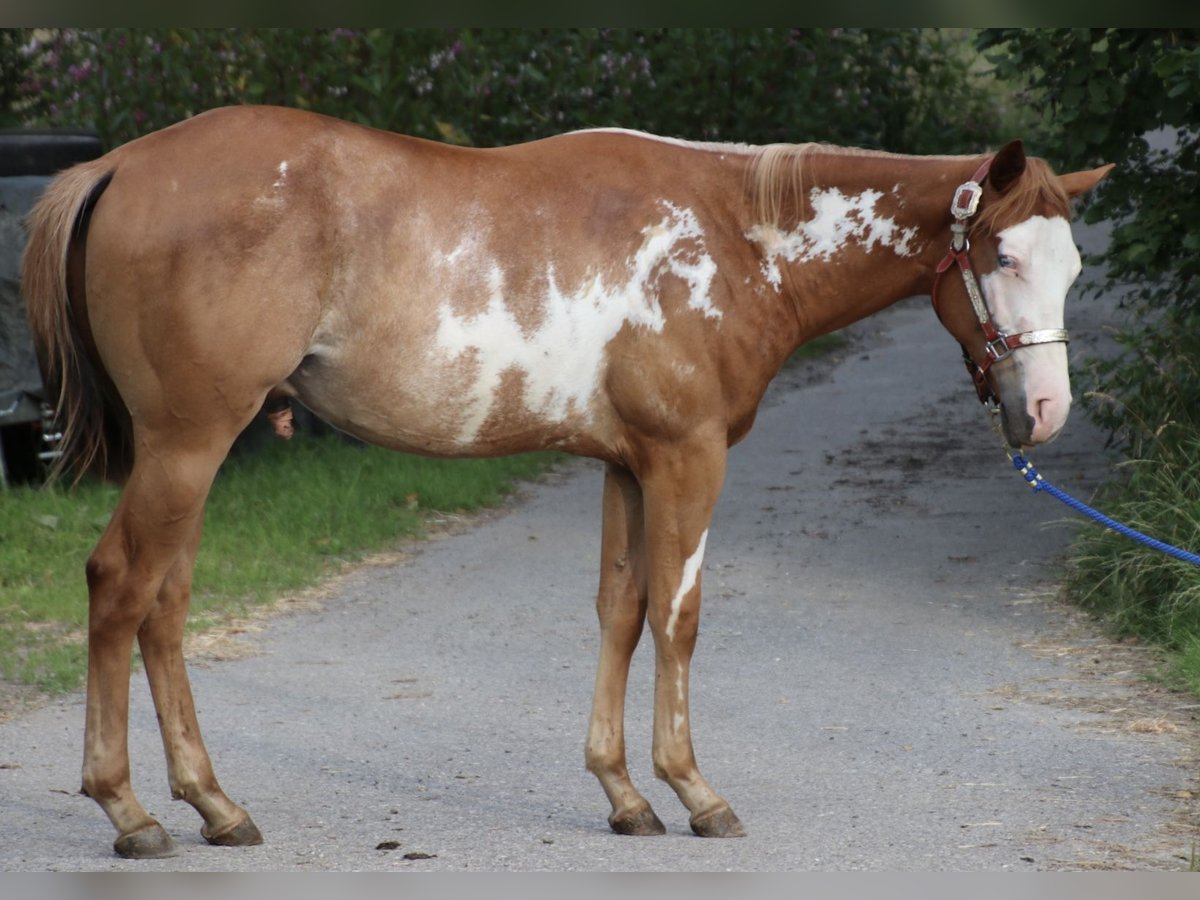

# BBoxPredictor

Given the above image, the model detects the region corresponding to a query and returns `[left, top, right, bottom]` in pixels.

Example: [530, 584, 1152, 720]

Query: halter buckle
[950, 180, 983, 221]
[985, 334, 1013, 363]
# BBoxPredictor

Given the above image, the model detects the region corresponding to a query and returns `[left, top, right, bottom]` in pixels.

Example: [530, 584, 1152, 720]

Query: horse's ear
[988, 140, 1026, 194]
[1059, 163, 1115, 198]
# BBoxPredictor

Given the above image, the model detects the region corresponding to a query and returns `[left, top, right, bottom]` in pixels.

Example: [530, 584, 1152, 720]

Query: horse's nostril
[1031, 397, 1071, 444]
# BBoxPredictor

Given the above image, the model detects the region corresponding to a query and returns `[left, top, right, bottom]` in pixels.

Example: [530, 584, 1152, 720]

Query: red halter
[930, 158, 1069, 405]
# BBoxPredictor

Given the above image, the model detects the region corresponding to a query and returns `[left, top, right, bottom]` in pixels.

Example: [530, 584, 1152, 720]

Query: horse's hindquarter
[86, 109, 777, 462]
[82, 107, 349, 436]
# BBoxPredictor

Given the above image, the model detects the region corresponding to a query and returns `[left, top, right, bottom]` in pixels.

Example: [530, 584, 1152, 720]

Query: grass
[1063, 445, 1200, 697]
[0, 433, 560, 695]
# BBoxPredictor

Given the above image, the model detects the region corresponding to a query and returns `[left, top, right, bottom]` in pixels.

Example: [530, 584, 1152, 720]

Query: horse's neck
[743, 151, 973, 355]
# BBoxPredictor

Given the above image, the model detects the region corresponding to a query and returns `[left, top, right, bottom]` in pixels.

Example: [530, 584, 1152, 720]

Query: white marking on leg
[666, 529, 708, 642]
[673, 662, 686, 734]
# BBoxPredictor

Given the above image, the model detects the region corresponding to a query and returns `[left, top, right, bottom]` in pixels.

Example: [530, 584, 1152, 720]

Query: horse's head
[931, 141, 1112, 449]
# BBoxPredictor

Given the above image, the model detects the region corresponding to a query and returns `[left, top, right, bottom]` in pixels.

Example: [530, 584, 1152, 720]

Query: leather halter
[930, 158, 1070, 405]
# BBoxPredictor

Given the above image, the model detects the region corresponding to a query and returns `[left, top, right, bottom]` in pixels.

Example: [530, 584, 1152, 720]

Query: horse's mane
[747, 142, 1071, 232]
[747, 142, 935, 227]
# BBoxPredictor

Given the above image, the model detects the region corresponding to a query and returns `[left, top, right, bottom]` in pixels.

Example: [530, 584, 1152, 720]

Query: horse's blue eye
[998, 254, 1016, 269]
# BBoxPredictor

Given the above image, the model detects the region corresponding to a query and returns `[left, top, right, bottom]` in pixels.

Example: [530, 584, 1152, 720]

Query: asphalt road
[2, 225, 1198, 872]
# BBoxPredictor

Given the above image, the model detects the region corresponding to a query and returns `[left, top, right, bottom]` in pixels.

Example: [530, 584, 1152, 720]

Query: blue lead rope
[1009, 453, 1200, 566]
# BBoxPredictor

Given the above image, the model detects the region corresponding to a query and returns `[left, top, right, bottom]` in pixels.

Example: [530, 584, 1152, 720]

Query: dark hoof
[202, 814, 264, 847]
[114, 822, 177, 859]
[690, 805, 747, 838]
[609, 803, 666, 836]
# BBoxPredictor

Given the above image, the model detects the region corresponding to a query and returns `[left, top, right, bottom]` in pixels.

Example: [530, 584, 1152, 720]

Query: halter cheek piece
[929, 157, 1070, 406]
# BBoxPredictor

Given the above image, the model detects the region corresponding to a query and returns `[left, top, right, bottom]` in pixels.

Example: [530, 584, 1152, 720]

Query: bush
[9, 28, 1016, 155]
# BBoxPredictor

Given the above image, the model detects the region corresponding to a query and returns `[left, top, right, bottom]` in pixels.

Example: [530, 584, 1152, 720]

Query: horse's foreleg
[138, 514, 262, 849]
[640, 435, 745, 838]
[585, 463, 664, 836]
[81, 441, 230, 858]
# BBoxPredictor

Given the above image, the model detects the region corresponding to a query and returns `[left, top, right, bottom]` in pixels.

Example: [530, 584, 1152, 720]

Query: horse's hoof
[114, 822, 177, 859]
[690, 805, 747, 838]
[609, 803, 666, 836]
[202, 814, 264, 847]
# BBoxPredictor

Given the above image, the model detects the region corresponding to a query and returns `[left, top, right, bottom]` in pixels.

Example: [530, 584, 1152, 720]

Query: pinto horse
[22, 105, 1111, 858]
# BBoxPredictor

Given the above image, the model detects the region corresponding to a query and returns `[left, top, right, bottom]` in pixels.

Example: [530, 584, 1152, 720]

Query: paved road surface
[2, 224, 1198, 871]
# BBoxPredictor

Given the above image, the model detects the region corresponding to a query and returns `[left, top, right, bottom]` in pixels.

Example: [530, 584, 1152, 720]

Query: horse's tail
[21, 158, 132, 484]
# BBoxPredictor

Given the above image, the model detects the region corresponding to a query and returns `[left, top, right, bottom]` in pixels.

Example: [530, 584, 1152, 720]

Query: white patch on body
[666, 529, 708, 642]
[980, 215, 1080, 442]
[435, 202, 720, 444]
[748, 187, 919, 287]
[254, 160, 290, 210]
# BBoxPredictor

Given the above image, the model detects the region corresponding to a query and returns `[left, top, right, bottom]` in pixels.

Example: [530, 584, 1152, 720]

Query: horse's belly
[285, 330, 606, 458]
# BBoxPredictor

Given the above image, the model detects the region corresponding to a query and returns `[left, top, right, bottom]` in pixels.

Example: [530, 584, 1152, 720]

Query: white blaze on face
[748, 187, 919, 287]
[666, 529, 708, 642]
[981, 215, 1080, 443]
[435, 202, 720, 444]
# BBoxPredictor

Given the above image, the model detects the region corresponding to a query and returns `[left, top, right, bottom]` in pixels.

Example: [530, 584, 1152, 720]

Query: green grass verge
[1063, 442, 1200, 697]
[0, 434, 560, 695]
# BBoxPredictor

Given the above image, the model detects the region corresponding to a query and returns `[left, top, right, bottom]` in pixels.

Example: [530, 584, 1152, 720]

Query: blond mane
[747, 142, 1070, 232]
[746, 142, 959, 226]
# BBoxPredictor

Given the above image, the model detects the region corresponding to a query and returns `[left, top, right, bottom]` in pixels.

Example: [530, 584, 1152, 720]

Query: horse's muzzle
[997, 400, 1037, 449]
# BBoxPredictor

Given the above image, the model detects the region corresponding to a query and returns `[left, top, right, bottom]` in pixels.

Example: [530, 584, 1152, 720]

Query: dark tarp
[0, 131, 102, 426]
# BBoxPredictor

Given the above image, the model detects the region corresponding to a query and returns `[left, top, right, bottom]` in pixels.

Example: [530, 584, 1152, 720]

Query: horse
[21, 105, 1111, 858]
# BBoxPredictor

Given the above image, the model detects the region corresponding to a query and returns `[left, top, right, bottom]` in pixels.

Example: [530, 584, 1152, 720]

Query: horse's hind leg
[81, 430, 249, 858]
[585, 463, 665, 835]
[138, 513, 262, 849]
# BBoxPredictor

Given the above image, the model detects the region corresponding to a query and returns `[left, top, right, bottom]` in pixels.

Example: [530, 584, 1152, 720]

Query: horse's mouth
[997, 402, 1037, 450]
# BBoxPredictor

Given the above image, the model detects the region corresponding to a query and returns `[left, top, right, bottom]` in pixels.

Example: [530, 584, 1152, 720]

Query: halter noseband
[930, 157, 1069, 405]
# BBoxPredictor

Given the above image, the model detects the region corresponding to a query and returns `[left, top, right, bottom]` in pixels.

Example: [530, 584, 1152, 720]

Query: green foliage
[1066, 308, 1200, 689]
[0, 28, 34, 128]
[1063, 430, 1200, 695]
[978, 29, 1200, 313]
[10, 28, 1010, 155]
